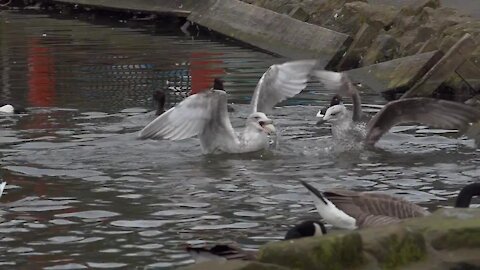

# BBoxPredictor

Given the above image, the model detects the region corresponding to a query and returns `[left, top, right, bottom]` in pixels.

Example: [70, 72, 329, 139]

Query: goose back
[324, 189, 429, 227]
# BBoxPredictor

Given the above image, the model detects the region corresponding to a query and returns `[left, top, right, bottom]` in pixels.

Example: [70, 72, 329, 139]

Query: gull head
[316, 95, 343, 119]
[247, 112, 276, 135]
[322, 104, 349, 124]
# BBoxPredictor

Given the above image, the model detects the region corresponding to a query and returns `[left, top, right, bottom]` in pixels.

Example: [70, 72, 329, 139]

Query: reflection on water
[1, 10, 479, 269]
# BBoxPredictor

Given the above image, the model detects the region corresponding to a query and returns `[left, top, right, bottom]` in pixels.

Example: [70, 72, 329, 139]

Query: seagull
[139, 60, 321, 154]
[0, 182, 6, 199]
[186, 220, 326, 263]
[301, 181, 480, 230]
[313, 71, 480, 148]
[0, 104, 27, 114]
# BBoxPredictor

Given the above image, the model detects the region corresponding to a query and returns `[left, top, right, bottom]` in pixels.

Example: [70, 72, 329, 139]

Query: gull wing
[365, 98, 480, 145]
[138, 90, 237, 144]
[251, 60, 319, 114]
[311, 70, 363, 121]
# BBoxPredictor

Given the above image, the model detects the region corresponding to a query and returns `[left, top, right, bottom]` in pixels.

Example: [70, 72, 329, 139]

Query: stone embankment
[243, 0, 479, 100]
[181, 208, 480, 270]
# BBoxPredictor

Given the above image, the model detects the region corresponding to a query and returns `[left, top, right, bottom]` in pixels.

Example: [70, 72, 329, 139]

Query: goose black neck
[213, 78, 224, 90]
[153, 90, 166, 116]
[455, 183, 480, 208]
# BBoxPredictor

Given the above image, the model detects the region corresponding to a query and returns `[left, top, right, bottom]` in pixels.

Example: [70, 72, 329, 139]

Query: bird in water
[300, 181, 480, 230]
[313, 71, 480, 150]
[0, 182, 6, 199]
[0, 104, 27, 114]
[186, 220, 326, 263]
[139, 60, 321, 154]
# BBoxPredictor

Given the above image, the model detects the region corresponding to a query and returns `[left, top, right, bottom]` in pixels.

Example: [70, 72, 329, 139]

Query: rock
[361, 225, 426, 269]
[258, 232, 364, 270]
[178, 260, 291, 270]
[361, 33, 400, 65]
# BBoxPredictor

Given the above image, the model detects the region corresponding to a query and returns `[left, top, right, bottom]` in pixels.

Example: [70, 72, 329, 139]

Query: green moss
[361, 226, 426, 270]
[258, 232, 364, 270]
[381, 231, 426, 269]
[430, 227, 480, 250]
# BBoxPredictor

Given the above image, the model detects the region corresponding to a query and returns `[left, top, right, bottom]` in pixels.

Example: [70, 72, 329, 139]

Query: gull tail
[0, 182, 6, 199]
[300, 181, 357, 230]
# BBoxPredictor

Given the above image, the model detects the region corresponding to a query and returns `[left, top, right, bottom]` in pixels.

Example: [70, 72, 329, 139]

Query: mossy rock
[178, 260, 291, 270]
[361, 225, 426, 269]
[258, 232, 364, 270]
[404, 208, 480, 251]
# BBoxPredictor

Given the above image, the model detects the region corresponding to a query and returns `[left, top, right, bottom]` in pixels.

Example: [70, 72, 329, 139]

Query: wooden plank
[344, 50, 442, 96]
[401, 33, 478, 98]
[188, 0, 351, 66]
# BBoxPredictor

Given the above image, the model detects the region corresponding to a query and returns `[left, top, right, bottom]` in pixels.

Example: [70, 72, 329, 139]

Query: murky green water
[0, 10, 479, 269]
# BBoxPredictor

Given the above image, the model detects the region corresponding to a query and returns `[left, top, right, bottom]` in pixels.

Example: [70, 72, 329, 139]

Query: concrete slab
[51, 0, 193, 17]
[188, 0, 351, 66]
[402, 34, 478, 98]
[345, 51, 443, 96]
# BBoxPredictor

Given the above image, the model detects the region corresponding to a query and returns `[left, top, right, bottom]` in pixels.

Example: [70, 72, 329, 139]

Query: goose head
[246, 112, 276, 135]
[284, 220, 327, 240]
[213, 78, 224, 90]
[153, 90, 166, 116]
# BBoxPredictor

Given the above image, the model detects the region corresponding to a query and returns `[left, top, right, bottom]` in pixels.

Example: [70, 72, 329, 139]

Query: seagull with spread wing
[138, 60, 320, 154]
[313, 71, 480, 148]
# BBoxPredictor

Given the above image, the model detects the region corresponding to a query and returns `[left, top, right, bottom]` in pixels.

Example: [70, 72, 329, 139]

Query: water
[0, 10, 479, 269]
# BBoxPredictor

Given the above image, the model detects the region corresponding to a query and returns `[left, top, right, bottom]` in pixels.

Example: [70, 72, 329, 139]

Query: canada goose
[301, 181, 480, 230]
[0, 182, 6, 199]
[138, 60, 321, 154]
[313, 71, 480, 148]
[186, 220, 326, 262]
[0, 104, 27, 114]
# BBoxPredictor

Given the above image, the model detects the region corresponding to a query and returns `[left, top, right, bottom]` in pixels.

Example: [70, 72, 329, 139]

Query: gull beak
[260, 120, 276, 135]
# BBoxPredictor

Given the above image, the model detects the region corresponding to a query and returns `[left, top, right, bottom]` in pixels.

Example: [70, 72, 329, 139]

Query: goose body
[313, 71, 480, 148]
[301, 181, 480, 230]
[186, 220, 326, 263]
[139, 60, 321, 154]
